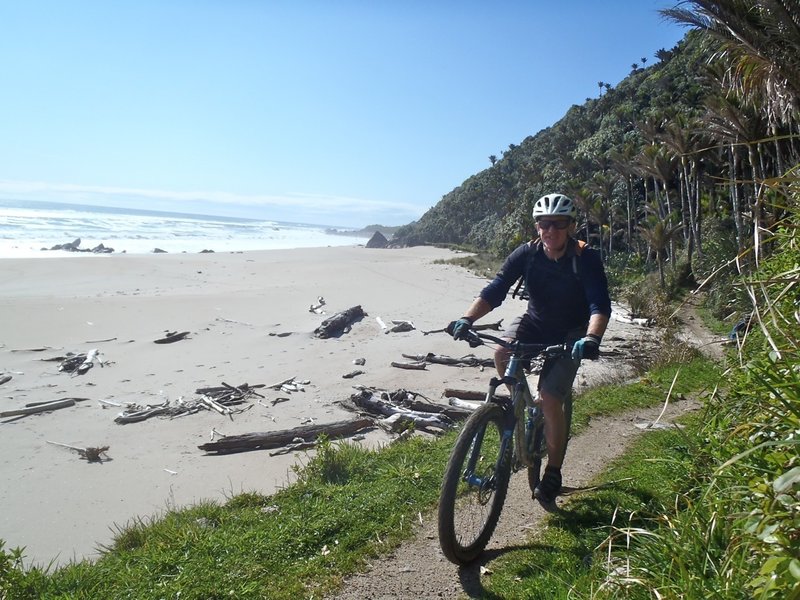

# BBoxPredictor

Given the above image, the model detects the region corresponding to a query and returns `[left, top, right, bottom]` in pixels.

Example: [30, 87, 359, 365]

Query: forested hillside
[397, 3, 799, 597]
[394, 22, 796, 303]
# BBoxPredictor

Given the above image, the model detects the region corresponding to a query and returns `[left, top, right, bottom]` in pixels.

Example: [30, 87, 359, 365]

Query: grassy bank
[1, 356, 720, 599]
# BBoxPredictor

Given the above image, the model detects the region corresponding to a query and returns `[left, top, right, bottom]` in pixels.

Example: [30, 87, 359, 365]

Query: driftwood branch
[421, 319, 505, 335]
[154, 331, 191, 344]
[46, 440, 111, 462]
[198, 417, 375, 454]
[391, 361, 427, 370]
[401, 353, 494, 368]
[343, 389, 460, 432]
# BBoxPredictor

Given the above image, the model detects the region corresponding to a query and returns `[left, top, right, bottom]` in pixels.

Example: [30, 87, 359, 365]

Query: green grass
[432, 250, 501, 278]
[0, 357, 721, 600]
[480, 414, 704, 599]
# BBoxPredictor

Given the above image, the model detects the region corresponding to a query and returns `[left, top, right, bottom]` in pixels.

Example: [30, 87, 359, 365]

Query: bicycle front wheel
[438, 403, 512, 564]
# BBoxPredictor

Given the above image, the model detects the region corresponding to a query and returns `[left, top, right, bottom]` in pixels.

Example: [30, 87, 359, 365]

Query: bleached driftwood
[391, 361, 427, 370]
[379, 412, 451, 432]
[115, 401, 173, 424]
[443, 388, 510, 402]
[447, 397, 482, 412]
[0, 398, 83, 418]
[309, 296, 326, 314]
[46, 440, 110, 462]
[401, 353, 494, 368]
[345, 389, 456, 432]
[197, 417, 375, 454]
[612, 313, 652, 326]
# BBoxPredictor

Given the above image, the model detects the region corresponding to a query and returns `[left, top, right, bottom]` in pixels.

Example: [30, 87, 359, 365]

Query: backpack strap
[572, 239, 587, 277]
[512, 239, 588, 300]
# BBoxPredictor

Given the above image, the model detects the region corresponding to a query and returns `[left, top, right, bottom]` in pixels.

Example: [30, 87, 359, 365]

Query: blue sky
[0, 1, 687, 228]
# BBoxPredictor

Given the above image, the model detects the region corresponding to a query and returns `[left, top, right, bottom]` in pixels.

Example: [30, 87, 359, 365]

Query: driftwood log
[345, 389, 461, 432]
[0, 374, 11, 386]
[313, 305, 366, 338]
[390, 361, 427, 370]
[154, 331, 191, 344]
[0, 397, 89, 419]
[198, 417, 374, 454]
[401, 353, 494, 368]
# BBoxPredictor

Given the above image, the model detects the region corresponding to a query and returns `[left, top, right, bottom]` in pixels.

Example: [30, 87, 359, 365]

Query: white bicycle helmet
[532, 193, 577, 220]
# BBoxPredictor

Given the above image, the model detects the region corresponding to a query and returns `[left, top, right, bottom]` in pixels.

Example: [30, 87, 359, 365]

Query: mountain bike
[437, 328, 571, 565]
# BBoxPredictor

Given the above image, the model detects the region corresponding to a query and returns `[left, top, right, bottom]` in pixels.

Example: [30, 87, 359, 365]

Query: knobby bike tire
[438, 403, 512, 565]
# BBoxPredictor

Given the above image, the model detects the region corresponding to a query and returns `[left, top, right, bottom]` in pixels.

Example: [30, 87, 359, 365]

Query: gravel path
[327, 301, 725, 599]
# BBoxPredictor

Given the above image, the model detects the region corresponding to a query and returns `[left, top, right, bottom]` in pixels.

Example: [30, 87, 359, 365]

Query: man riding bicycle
[450, 193, 611, 504]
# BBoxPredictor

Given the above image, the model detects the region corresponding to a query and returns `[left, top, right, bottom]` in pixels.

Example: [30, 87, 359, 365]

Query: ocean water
[0, 200, 367, 258]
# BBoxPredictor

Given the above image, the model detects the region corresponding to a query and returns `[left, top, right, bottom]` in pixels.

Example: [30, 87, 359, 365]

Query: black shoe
[534, 467, 562, 504]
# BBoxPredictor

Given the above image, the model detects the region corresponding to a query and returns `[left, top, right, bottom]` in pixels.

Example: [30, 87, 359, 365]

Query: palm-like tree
[639, 213, 684, 288]
[661, 1, 800, 126]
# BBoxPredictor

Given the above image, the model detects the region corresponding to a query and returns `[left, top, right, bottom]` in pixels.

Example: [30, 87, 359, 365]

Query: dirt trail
[328, 302, 726, 600]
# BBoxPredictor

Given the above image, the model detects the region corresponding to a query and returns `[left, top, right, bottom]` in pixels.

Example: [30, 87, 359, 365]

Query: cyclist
[450, 193, 611, 504]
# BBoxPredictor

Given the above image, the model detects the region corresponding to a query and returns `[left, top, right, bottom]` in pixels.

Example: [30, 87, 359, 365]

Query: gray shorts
[503, 314, 583, 400]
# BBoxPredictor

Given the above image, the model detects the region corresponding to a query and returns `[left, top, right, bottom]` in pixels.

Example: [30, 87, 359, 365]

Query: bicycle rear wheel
[527, 390, 573, 493]
[438, 403, 512, 564]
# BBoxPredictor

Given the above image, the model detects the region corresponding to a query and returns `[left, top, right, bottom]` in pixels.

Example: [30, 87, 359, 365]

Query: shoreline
[1, 245, 499, 568]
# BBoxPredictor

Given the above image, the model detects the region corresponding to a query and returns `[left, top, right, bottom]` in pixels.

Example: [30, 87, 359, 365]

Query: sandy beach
[1, 245, 523, 568]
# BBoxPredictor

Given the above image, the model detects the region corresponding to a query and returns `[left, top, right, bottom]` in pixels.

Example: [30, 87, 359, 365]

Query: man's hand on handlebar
[571, 334, 601, 360]
[447, 318, 484, 347]
[448, 318, 473, 340]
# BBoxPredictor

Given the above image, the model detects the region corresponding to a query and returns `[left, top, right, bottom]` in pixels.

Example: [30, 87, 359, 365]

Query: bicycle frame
[460, 333, 568, 489]
[439, 328, 574, 564]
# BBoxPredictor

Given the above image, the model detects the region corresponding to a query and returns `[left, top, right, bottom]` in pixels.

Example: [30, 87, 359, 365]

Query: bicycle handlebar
[447, 324, 570, 359]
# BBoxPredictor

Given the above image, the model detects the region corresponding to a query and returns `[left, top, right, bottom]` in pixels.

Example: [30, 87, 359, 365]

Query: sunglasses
[536, 219, 571, 231]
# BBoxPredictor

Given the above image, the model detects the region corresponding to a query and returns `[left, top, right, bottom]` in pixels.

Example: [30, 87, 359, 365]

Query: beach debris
[0, 374, 11, 386]
[390, 361, 427, 370]
[216, 317, 253, 326]
[57, 349, 106, 375]
[341, 388, 468, 433]
[400, 352, 494, 368]
[385, 320, 415, 334]
[421, 319, 505, 335]
[266, 376, 310, 394]
[0, 397, 89, 419]
[11, 346, 58, 353]
[114, 382, 265, 424]
[83, 337, 117, 344]
[376, 316, 387, 329]
[154, 331, 191, 344]
[153, 248, 167, 253]
[353, 357, 366, 365]
[342, 370, 365, 379]
[271, 397, 290, 406]
[313, 305, 366, 338]
[268, 331, 293, 337]
[309, 296, 326, 314]
[46, 440, 111, 463]
[197, 417, 375, 455]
